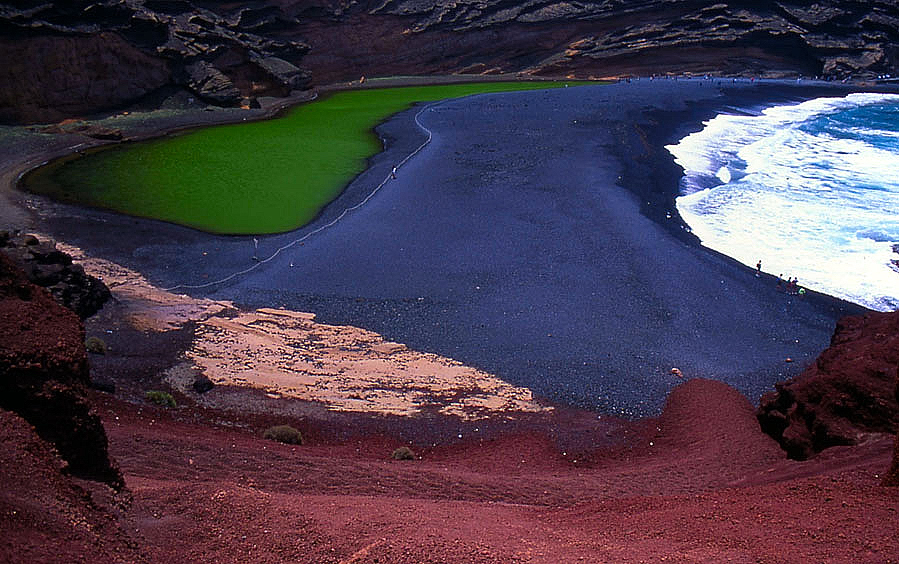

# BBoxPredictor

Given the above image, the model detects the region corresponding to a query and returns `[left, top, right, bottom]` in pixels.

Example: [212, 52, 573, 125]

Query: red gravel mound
[90, 377, 898, 564]
[758, 311, 899, 459]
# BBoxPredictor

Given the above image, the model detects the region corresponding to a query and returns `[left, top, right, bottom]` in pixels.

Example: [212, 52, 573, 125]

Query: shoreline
[1, 77, 890, 418]
[4, 79, 899, 564]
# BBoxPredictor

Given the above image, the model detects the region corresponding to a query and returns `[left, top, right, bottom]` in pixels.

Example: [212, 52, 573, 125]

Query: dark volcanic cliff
[2, 0, 898, 123]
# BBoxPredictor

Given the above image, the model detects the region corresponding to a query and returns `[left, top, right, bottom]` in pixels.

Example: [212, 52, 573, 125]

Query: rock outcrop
[758, 312, 899, 460]
[0, 232, 110, 319]
[0, 252, 122, 487]
[0, 0, 310, 123]
[2, 1, 898, 123]
[359, 0, 899, 79]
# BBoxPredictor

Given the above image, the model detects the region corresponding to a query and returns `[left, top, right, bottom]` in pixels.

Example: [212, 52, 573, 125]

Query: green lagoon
[24, 81, 587, 235]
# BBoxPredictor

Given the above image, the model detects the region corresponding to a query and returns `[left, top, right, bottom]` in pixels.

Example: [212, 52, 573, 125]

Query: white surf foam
[667, 93, 899, 312]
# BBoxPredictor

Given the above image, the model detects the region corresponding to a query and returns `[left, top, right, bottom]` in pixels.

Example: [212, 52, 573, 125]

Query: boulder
[192, 373, 215, 394]
[0, 232, 111, 320]
[183, 60, 243, 105]
[0, 253, 122, 488]
[253, 56, 311, 91]
[758, 312, 899, 460]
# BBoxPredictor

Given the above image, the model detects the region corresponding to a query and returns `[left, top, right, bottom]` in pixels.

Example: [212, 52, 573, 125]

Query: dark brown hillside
[2, 0, 898, 123]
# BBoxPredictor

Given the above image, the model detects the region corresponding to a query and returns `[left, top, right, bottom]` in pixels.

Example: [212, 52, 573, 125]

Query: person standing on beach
[756, 260, 762, 276]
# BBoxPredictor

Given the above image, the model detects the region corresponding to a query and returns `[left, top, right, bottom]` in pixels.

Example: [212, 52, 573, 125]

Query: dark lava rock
[2, 0, 897, 123]
[0, 232, 111, 320]
[192, 373, 215, 394]
[184, 61, 242, 106]
[0, 0, 310, 124]
[0, 252, 123, 488]
[309, 0, 898, 83]
[758, 311, 899, 460]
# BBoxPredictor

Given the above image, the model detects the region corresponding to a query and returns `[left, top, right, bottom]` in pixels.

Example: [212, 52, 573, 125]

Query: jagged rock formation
[758, 312, 899, 460]
[0, 252, 122, 487]
[0, 231, 110, 319]
[2, 1, 898, 124]
[0, 0, 310, 123]
[364, 0, 899, 79]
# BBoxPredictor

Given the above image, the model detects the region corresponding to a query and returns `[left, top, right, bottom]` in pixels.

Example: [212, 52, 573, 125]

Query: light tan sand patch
[187, 308, 549, 419]
[52, 238, 550, 419]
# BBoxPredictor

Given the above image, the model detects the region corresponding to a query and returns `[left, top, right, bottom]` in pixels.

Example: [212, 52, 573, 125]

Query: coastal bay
[12, 79, 887, 416]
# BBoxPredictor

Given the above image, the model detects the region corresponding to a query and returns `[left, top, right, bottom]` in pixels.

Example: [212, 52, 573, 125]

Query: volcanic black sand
[26, 79, 885, 417]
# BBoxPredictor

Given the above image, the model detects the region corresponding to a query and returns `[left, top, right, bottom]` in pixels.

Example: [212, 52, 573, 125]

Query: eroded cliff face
[0, 32, 170, 124]
[0, 0, 311, 123]
[363, 0, 899, 78]
[2, 0, 897, 123]
[758, 312, 899, 460]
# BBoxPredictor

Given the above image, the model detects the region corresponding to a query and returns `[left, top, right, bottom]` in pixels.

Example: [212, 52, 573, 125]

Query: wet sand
[15, 79, 885, 416]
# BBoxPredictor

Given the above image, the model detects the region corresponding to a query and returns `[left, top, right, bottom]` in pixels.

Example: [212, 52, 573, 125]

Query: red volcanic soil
[8, 378, 882, 564]
[1, 242, 897, 562]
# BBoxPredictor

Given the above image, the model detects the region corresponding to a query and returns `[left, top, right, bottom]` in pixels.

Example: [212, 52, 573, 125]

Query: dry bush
[264, 424, 303, 445]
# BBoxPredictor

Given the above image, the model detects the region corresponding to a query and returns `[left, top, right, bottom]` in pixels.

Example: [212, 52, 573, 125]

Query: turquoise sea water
[667, 93, 899, 312]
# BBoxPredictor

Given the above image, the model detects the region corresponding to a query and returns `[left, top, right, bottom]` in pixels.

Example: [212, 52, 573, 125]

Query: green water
[24, 81, 590, 234]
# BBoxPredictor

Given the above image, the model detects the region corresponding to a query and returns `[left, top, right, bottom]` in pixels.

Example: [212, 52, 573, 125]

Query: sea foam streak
[666, 93, 899, 312]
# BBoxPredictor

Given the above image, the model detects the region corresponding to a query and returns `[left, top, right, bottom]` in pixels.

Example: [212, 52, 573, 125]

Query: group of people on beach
[759, 260, 805, 296]
[776, 274, 805, 296]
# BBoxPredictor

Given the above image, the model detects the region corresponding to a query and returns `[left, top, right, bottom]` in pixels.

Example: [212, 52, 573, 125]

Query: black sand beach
[18, 79, 881, 416]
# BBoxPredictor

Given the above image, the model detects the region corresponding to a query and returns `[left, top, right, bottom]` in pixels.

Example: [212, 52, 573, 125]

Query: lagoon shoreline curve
[11, 78, 894, 416]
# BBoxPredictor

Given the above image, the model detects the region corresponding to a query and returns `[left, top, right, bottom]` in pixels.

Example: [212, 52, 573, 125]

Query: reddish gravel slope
[68, 378, 896, 564]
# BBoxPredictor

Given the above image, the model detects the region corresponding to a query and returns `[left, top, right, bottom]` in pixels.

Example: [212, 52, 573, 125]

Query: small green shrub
[85, 336, 107, 355]
[145, 390, 176, 408]
[391, 446, 416, 461]
[263, 425, 303, 445]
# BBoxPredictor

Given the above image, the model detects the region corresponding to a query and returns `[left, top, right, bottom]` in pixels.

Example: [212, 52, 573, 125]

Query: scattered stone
[392, 446, 416, 460]
[85, 336, 107, 355]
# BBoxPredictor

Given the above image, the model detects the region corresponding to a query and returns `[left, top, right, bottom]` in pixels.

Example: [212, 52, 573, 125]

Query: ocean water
[667, 93, 899, 312]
